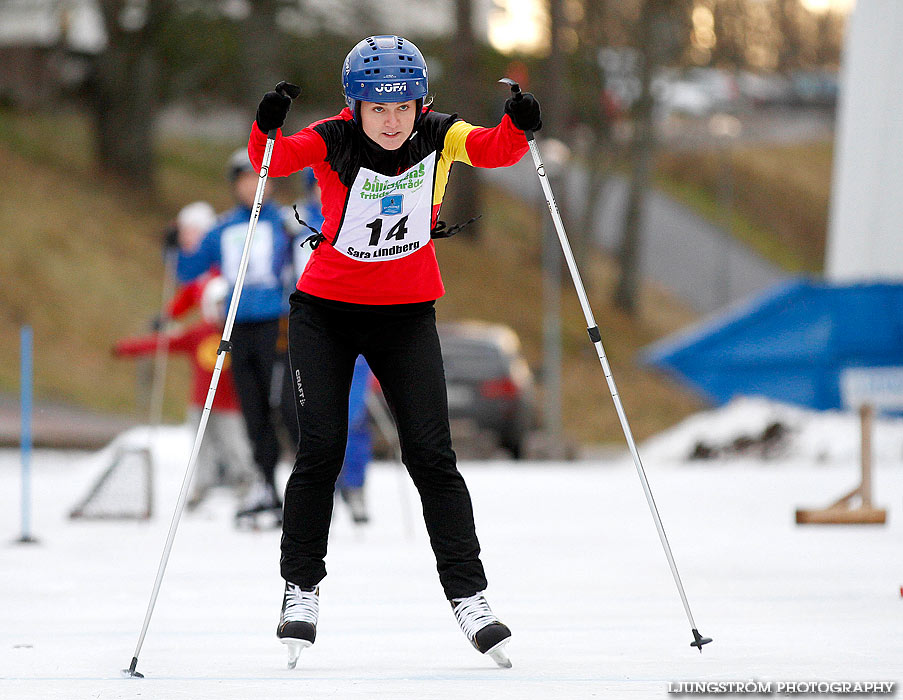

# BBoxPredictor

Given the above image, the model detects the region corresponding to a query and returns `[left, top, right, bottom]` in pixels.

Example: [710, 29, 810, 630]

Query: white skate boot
[277, 582, 319, 669]
[450, 591, 512, 668]
[235, 479, 282, 529]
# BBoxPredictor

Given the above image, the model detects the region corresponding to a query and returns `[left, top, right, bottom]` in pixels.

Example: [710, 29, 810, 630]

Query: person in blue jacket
[177, 148, 296, 522]
[336, 354, 372, 524]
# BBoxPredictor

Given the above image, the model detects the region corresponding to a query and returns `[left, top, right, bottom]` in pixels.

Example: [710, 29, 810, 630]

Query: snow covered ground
[2, 399, 901, 699]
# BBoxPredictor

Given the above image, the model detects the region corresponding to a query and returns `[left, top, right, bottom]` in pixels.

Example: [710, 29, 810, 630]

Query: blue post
[18, 325, 37, 544]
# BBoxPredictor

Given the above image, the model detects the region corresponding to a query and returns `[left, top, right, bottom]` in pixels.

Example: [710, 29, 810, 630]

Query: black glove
[504, 92, 542, 132]
[256, 85, 293, 133]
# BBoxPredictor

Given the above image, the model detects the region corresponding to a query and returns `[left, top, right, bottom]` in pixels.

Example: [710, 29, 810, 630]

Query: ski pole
[146, 249, 179, 432]
[365, 390, 416, 538]
[499, 78, 712, 653]
[123, 82, 301, 679]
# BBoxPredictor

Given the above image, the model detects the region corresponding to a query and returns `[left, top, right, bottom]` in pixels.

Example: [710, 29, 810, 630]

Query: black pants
[230, 320, 298, 487]
[281, 291, 487, 599]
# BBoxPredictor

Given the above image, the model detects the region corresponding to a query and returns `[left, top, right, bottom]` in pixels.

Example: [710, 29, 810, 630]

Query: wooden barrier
[795, 404, 887, 525]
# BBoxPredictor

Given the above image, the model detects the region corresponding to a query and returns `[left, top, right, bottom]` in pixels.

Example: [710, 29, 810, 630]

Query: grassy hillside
[0, 106, 705, 445]
[0, 118, 186, 417]
[656, 141, 833, 273]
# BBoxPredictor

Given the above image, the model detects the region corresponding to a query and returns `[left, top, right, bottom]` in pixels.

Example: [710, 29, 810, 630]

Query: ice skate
[450, 591, 512, 668]
[235, 479, 282, 529]
[339, 487, 369, 524]
[277, 583, 319, 669]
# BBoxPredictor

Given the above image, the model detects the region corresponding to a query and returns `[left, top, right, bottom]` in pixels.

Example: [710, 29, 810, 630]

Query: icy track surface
[2, 401, 901, 699]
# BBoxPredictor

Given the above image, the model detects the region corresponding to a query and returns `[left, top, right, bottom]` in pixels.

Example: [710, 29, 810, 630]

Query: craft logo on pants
[295, 369, 306, 406]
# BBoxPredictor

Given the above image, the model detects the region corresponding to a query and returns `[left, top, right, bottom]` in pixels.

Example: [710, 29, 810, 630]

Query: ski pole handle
[267, 81, 302, 139]
[498, 78, 534, 141]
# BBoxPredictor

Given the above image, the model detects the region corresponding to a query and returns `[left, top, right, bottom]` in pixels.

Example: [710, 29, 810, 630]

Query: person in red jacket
[249, 35, 541, 669]
[114, 275, 256, 510]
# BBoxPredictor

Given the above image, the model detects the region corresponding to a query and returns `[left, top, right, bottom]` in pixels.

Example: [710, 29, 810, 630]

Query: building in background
[825, 0, 903, 282]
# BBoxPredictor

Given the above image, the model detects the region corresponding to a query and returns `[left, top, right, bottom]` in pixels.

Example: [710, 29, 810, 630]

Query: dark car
[437, 321, 537, 459]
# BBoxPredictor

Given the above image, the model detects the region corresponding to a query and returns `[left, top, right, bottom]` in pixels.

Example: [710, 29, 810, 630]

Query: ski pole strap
[431, 214, 482, 239]
[303, 232, 325, 249]
[292, 204, 326, 249]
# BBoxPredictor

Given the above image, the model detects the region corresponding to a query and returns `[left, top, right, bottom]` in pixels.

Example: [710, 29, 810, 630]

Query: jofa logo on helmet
[374, 82, 407, 94]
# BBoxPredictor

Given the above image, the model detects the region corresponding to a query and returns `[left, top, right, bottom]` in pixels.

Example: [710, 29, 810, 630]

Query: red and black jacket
[248, 107, 527, 305]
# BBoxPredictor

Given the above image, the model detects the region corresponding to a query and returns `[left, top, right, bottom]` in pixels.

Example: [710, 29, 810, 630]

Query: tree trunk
[544, 0, 570, 139]
[614, 0, 664, 314]
[613, 0, 691, 314]
[89, 1, 169, 192]
[614, 104, 654, 315]
[777, 0, 802, 73]
[577, 134, 609, 267]
[240, 0, 282, 111]
[442, 0, 482, 240]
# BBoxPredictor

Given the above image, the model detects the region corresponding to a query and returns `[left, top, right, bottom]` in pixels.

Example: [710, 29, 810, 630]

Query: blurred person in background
[333, 356, 372, 524]
[114, 224, 256, 510]
[177, 151, 296, 526]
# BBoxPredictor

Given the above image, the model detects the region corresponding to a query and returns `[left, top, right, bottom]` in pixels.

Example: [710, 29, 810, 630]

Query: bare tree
[89, 0, 174, 191]
[776, 0, 805, 72]
[613, 4, 656, 314]
[614, 0, 690, 314]
[440, 0, 483, 240]
[544, 0, 571, 138]
[239, 0, 284, 110]
[571, 0, 615, 267]
[711, 0, 749, 68]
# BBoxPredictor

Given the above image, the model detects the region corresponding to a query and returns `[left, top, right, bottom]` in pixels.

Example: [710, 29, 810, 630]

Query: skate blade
[235, 510, 282, 531]
[485, 638, 512, 669]
[281, 638, 312, 669]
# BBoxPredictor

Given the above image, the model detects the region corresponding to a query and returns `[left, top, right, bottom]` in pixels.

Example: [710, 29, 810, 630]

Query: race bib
[220, 219, 277, 286]
[334, 154, 435, 262]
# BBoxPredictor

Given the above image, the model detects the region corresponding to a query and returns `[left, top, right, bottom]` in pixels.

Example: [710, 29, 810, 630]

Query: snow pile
[640, 396, 903, 465]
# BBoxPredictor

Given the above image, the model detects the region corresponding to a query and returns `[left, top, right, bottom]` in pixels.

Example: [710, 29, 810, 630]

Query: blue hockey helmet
[342, 35, 428, 119]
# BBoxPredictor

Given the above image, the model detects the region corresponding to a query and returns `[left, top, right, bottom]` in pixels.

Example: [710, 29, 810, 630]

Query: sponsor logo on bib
[360, 163, 426, 200]
[381, 195, 403, 215]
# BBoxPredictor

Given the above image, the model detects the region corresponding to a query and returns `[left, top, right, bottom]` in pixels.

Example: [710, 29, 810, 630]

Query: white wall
[826, 0, 903, 281]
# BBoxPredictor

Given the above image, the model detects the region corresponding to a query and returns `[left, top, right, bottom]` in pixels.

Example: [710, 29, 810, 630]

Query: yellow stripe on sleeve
[434, 120, 477, 206]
